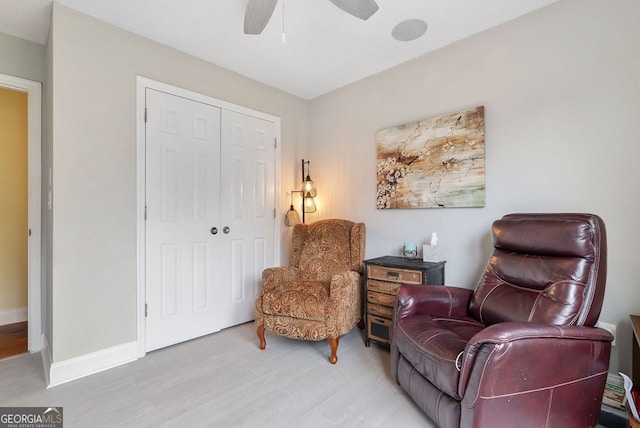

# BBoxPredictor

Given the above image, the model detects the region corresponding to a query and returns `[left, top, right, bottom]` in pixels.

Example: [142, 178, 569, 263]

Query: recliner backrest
[291, 219, 365, 282]
[468, 213, 607, 327]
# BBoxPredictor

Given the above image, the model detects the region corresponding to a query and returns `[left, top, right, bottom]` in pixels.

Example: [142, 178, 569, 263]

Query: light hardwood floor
[0, 322, 434, 427]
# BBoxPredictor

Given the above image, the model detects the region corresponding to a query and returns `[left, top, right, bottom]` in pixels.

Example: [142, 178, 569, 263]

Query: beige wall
[49, 3, 308, 362]
[0, 32, 46, 84]
[308, 0, 640, 374]
[0, 86, 28, 315]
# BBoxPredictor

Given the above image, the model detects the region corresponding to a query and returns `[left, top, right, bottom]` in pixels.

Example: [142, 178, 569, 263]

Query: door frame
[135, 76, 281, 357]
[0, 73, 42, 352]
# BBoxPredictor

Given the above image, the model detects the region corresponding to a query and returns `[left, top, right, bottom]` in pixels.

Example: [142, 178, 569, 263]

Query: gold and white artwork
[376, 106, 485, 209]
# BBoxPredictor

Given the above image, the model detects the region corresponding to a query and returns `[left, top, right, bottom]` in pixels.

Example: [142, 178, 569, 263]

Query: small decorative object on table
[423, 232, 441, 262]
[403, 242, 417, 259]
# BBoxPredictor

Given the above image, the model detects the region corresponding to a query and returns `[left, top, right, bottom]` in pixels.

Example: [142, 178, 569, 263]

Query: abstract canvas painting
[376, 106, 485, 209]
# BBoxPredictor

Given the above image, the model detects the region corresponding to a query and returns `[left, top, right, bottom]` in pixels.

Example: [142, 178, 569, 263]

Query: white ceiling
[0, 0, 558, 99]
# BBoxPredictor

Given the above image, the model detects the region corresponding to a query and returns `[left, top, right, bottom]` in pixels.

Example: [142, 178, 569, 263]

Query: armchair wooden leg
[357, 318, 365, 329]
[328, 337, 339, 364]
[257, 325, 266, 350]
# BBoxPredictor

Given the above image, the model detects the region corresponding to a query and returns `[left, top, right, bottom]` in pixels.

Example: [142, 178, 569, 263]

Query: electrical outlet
[597, 322, 616, 346]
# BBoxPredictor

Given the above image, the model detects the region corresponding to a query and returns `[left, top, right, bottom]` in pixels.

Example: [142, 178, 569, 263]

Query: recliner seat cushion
[395, 315, 484, 399]
[261, 281, 329, 322]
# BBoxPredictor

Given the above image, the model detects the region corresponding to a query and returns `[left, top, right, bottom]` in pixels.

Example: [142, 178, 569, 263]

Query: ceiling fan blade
[327, 0, 379, 21]
[244, 0, 278, 35]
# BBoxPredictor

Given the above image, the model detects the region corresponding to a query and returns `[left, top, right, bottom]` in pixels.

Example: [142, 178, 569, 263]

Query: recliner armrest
[395, 285, 473, 320]
[458, 322, 614, 403]
[466, 322, 614, 348]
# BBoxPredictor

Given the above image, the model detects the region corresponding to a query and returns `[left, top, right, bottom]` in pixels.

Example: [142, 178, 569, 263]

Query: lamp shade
[285, 205, 301, 227]
[303, 192, 317, 213]
[301, 176, 317, 198]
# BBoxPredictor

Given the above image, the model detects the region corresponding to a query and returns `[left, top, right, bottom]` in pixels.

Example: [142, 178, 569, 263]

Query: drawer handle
[386, 271, 399, 278]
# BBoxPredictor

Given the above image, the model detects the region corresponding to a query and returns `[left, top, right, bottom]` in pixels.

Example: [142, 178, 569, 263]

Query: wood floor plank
[0, 322, 434, 427]
[0, 321, 28, 360]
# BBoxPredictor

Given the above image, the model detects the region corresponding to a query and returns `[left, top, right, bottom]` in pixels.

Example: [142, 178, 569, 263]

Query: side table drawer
[368, 315, 392, 344]
[368, 290, 395, 307]
[368, 265, 422, 284]
[368, 279, 400, 294]
[368, 303, 394, 319]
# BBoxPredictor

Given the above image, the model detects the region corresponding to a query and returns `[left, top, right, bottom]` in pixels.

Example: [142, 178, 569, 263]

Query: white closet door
[219, 110, 276, 328]
[145, 89, 222, 352]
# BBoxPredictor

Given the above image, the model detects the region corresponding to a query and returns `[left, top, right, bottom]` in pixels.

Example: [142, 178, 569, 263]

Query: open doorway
[0, 74, 42, 358]
[0, 86, 28, 359]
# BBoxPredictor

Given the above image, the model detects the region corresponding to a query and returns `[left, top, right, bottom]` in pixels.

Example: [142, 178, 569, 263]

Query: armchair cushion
[261, 280, 329, 322]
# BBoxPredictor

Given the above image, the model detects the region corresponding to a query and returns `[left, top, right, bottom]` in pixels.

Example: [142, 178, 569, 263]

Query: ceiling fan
[244, 0, 379, 35]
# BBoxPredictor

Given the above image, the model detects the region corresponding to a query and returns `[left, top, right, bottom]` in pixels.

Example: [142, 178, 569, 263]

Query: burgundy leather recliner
[391, 213, 612, 428]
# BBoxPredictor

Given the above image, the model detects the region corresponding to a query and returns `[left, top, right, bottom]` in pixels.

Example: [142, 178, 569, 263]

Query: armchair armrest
[326, 271, 362, 337]
[395, 285, 473, 321]
[459, 322, 613, 404]
[328, 271, 361, 301]
[262, 266, 301, 293]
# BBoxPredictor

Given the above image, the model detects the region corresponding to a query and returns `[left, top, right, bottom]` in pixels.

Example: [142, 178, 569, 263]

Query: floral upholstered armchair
[255, 219, 366, 364]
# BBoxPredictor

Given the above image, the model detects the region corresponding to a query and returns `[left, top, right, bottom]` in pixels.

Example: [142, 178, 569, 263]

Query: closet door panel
[220, 110, 277, 327]
[145, 88, 222, 352]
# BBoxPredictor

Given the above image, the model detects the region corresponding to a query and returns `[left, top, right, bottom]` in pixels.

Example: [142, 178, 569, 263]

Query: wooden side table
[363, 256, 445, 347]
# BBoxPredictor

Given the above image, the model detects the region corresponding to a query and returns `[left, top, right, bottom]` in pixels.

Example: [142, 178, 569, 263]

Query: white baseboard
[0, 307, 27, 325]
[48, 341, 138, 388]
